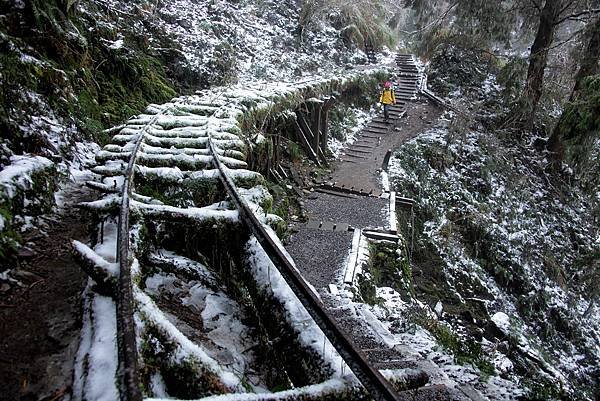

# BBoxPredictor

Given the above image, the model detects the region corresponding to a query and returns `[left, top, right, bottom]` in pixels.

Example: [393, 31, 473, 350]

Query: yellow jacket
[380, 88, 396, 105]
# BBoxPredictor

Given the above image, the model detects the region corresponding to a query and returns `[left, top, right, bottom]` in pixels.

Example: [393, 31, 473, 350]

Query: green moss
[366, 241, 413, 300]
[72, 53, 176, 142]
[0, 205, 20, 264]
[1, 4, 177, 148]
[414, 311, 495, 378]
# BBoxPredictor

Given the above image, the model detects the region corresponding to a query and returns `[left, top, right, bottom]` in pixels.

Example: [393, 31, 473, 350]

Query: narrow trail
[285, 56, 477, 400]
[0, 180, 93, 401]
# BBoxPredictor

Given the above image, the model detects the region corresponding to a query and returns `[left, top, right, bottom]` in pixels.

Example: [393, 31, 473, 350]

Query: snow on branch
[144, 377, 354, 401]
[146, 250, 218, 286]
[78, 194, 121, 212]
[0, 155, 54, 200]
[85, 180, 120, 194]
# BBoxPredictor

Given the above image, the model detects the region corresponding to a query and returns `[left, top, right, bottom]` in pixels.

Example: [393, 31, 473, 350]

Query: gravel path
[286, 191, 388, 290]
[285, 229, 352, 290]
[304, 192, 388, 229]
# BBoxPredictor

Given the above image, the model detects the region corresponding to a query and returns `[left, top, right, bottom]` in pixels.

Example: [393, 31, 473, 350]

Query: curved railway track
[73, 56, 423, 401]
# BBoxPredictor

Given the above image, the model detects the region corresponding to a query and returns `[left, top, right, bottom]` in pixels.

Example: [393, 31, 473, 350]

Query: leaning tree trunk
[517, 0, 563, 129]
[548, 16, 600, 157]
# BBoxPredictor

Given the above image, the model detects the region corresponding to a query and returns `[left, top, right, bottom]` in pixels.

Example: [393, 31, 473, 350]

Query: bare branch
[558, 0, 579, 16]
[529, 0, 543, 13]
[554, 7, 600, 25]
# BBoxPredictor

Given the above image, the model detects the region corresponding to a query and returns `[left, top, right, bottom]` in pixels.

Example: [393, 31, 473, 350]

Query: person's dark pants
[383, 104, 390, 121]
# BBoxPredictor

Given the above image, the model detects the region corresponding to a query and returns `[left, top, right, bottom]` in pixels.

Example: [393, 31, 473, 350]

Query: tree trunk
[571, 16, 600, 95]
[519, 0, 563, 129]
[548, 16, 600, 157]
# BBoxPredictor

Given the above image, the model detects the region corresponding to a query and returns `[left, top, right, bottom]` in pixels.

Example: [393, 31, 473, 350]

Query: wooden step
[343, 152, 369, 160]
[346, 147, 372, 154]
[349, 143, 376, 149]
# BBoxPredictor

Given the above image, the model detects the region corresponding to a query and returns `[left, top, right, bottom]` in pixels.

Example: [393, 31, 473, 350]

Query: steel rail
[115, 107, 173, 401]
[208, 138, 401, 401]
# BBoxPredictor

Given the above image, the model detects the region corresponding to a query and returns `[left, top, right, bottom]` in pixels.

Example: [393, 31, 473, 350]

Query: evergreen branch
[400, 1, 459, 36]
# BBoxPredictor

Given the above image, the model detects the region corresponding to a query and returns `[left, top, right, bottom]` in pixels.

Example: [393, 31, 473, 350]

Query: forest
[0, 1, 598, 401]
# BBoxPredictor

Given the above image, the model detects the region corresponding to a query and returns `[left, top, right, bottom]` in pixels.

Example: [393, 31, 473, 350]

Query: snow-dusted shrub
[0, 155, 57, 261]
[389, 121, 599, 399]
[298, 0, 396, 51]
[427, 44, 496, 100]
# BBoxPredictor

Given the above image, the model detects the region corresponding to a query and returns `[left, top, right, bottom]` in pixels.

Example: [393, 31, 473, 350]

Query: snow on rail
[73, 63, 393, 400]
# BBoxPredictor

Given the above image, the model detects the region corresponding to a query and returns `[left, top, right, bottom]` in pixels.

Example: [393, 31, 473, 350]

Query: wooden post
[320, 97, 336, 158]
[305, 99, 322, 155]
[294, 115, 321, 166]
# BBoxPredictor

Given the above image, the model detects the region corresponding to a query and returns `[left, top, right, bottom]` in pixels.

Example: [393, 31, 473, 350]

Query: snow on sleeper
[72, 64, 392, 400]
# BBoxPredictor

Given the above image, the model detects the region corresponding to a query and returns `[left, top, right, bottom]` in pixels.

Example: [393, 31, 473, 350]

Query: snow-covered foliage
[387, 105, 599, 399]
[0, 155, 57, 262]
[327, 107, 378, 158]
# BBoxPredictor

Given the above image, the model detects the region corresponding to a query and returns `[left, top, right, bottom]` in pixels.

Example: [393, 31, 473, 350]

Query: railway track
[71, 66, 417, 401]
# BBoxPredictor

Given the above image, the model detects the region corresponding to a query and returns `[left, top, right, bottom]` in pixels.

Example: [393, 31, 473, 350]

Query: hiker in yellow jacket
[379, 81, 396, 122]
